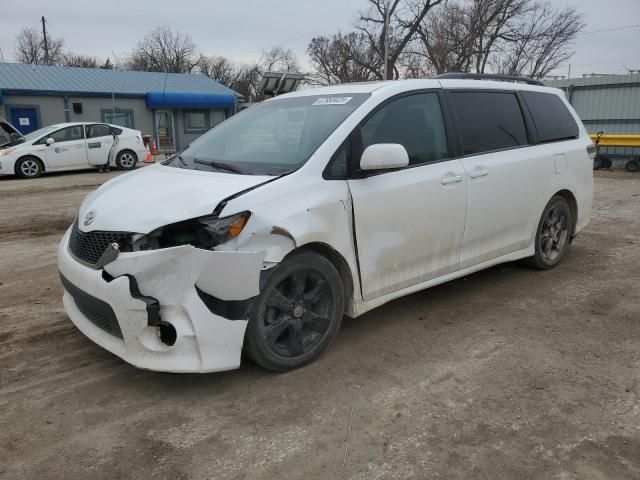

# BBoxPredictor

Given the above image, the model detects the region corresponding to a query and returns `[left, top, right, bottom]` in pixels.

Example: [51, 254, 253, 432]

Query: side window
[521, 91, 579, 143]
[360, 93, 449, 166]
[40, 126, 84, 144]
[324, 139, 351, 179]
[450, 92, 528, 155]
[86, 124, 112, 139]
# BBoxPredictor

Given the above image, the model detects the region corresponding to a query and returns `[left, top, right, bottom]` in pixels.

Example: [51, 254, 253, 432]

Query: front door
[448, 91, 543, 268]
[85, 124, 116, 166]
[42, 125, 88, 169]
[347, 92, 467, 301]
[155, 110, 176, 152]
[10, 107, 39, 135]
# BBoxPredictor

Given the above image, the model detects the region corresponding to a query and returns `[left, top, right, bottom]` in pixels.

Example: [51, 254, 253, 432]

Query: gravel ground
[0, 168, 639, 480]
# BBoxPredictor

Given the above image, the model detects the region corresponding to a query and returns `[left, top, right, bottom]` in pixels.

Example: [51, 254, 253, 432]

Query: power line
[577, 23, 640, 36]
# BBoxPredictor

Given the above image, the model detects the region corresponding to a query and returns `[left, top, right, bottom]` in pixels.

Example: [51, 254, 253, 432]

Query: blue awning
[146, 92, 235, 110]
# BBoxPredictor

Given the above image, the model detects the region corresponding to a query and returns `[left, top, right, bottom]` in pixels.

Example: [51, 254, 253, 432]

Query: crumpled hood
[78, 164, 272, 233]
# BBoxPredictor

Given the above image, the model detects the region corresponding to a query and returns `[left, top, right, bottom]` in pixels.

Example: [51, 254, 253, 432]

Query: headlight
[153, 211, 251, 250]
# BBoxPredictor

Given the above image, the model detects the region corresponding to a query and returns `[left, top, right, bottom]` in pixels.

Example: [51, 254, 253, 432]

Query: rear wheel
[525, 196, 573, 270]
[15, 156, 43, 179]
[625, 159, 639, 173]
[244, 252, 344, 371]
[116, 150, 137, 170]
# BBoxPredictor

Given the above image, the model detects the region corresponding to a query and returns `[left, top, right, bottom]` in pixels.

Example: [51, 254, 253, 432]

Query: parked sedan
[0, 122, 147, 178]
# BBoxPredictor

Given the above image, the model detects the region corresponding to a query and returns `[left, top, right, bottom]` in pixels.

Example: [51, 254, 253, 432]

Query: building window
[101, 109, 134, 128]
[184, 111, 209, 133]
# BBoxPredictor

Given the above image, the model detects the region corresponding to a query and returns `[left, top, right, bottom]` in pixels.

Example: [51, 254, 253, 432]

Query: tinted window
[450, 92, 527, 155]
[37, 125, 84, 144]
[111, 127, 123, 135]
[360, 93, 448, 166]
[522, 91, 579, 143]
[86, 124, 112, 139]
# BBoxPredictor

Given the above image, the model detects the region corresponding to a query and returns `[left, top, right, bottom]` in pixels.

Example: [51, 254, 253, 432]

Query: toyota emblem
[83, 210, 97, 226]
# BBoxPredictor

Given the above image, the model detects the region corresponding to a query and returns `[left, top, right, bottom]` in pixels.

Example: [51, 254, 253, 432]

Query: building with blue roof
[0, 63, 237, 151]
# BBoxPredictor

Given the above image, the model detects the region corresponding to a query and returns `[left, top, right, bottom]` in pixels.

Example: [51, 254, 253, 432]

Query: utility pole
[567, 63, 571, 79]
[382, 0, 391, 80]
[41, 16, 49, 65]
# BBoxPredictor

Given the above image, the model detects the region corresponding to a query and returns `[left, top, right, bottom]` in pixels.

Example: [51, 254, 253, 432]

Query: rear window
[449, 92, 528, 155]
[521, 91, 579, 143]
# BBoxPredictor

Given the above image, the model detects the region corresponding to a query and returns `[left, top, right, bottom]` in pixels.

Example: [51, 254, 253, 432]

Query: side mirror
[46, 138, 55, 146]
[360, 143, 409, 171]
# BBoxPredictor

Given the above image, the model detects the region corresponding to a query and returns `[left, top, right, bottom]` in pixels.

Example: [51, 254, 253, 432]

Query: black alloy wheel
[245, 252, 344, 371]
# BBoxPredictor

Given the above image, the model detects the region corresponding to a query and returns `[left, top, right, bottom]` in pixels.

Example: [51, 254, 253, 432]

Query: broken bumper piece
[57, 228, 265, 373]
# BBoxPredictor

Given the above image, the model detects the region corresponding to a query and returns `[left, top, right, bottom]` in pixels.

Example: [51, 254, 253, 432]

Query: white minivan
[58, 75, 594, 373]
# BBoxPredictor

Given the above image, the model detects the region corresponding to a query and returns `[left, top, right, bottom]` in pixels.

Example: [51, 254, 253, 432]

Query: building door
[155, 110, 176, 152]
[9, 107, 39, 135]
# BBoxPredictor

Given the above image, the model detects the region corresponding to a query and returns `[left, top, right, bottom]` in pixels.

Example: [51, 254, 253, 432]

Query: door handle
[469, 168, 489, 179]
[441, 173, 464, 185]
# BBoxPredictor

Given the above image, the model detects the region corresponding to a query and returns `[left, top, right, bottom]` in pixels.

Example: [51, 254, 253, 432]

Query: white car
[0, 122, 147, 178]
[58, 75, 594, 373]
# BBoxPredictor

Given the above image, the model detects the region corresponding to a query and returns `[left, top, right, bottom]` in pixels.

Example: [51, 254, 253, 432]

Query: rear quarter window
[521, 91, 579, 143]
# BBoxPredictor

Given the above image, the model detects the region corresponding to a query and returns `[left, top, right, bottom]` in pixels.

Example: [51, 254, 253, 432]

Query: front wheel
[525, 196, 573, 270]
[15, 156, 43, 179]
[115, 150, 137, 170]
[244, 252, 345, 371]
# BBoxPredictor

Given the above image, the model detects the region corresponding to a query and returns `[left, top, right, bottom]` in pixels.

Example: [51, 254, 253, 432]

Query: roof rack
[436, 72, 544, 86]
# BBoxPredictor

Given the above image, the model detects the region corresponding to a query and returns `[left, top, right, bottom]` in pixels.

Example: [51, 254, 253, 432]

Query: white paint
[0, 122, 148, 175]
[56, 79, 593, 372]
[359, 143, 409, 170]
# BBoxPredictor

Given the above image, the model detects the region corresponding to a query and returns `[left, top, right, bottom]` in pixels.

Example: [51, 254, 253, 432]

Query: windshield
[23, 125, 59, 142]
[165, 93, 370, 175]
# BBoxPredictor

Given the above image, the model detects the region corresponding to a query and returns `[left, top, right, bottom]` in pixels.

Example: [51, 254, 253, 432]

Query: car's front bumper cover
[57, 228, 265, 373]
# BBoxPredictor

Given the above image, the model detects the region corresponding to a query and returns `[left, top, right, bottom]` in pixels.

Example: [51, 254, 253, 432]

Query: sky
[0, 0, 639, 79]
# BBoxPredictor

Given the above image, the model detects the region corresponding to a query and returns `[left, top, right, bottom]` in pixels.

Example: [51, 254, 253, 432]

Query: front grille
[60, 274, 123, 339]
[68, 220, 128, 266]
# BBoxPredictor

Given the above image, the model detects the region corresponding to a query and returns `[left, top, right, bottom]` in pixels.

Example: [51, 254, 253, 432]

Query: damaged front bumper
[57, 228, 265, 373]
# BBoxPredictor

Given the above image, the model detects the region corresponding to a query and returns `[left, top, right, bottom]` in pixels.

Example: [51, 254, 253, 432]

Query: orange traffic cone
[150, 138, 158, 155]
[144, 142, 154, 163]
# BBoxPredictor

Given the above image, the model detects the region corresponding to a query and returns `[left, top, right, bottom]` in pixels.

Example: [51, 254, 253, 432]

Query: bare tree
[307, 32, 380, 85]
[492, 3, 584, 78]
[260, 46, 300, 73]
[415, 0, 583, 78]
[198, 55, 244, 88]
[415, 1, 476, 74]
[126, 26, 198, 73]
[15, 26, 64, 65]
[100, 58, 114, 70]
[355, 0, 444, 79]
[62, 53, 100, 68]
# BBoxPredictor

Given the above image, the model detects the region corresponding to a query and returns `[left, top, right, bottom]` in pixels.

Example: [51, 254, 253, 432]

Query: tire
[524, 195, 574, 270]
[244, 251, 345, 372]
[593, 156, 602, 170]
[115, 150, 137, 170]
[15, 156, 44, 179]
[601, 157, 612, 169]
[625, 159, 639, 173]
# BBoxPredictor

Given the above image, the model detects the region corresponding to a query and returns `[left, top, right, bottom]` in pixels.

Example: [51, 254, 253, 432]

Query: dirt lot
[0, 168, 639, 480]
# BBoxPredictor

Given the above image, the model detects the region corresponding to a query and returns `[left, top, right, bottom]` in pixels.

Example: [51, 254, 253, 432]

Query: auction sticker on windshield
[312, 96, 353, 106]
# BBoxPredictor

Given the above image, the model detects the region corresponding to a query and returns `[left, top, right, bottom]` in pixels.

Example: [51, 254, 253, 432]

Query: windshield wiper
[193, 158, 247, 174]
